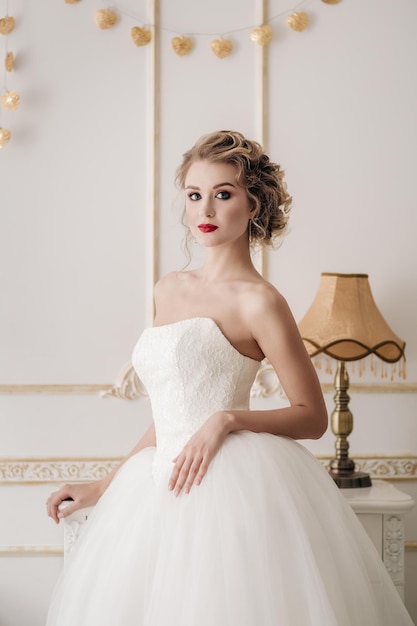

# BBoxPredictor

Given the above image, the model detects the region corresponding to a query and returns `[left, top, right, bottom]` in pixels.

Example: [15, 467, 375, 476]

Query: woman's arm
[168, 286, 327, 495]
[227, 287, 328, 440]
[47, 423, 156, 523]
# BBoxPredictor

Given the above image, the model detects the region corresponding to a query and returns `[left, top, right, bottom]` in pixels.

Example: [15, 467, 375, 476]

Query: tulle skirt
[46, 432, 413, 625]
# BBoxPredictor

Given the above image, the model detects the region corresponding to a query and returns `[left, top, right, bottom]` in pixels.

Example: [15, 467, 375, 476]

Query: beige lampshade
[298, 273, 405, 363]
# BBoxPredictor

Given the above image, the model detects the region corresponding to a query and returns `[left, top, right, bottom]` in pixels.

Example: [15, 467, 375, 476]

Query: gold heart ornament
[1, 90, 20, 111]
[287, 12, 309, 32]
[211, 38, 233, 59]
[0, 16, 15, 35]
[172, 36, 193, 56]
[250, 24, 273, 46]
[5, 51, 14, 72]
[94, 9, 118, 30]
[131, 26, 152, 47]
[0, 127, 11, 148]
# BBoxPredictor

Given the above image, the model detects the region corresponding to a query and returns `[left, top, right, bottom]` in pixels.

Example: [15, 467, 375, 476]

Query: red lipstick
[198, 224, 218, 233]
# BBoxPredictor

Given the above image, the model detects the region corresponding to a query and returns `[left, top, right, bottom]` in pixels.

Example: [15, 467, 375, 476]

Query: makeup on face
[184, 161, 252, 246]
[197, 224, 219, 233]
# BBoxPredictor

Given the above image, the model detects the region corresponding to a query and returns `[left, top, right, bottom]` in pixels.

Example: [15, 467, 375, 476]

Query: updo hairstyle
[176, 130, 292, 247]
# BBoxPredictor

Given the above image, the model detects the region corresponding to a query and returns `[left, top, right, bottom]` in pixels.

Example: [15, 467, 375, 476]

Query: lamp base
[329, 469, 372, 489]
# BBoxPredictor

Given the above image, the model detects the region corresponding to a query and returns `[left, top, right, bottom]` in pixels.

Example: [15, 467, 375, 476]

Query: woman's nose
[199, 199, 215, 218]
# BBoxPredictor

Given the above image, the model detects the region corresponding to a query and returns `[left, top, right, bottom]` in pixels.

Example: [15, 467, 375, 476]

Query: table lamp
[298, 273, 406, 488]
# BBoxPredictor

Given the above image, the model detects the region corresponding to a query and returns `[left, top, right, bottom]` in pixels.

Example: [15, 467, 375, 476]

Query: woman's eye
[188, 192, 201, 201]
[216, 190, 231, 200]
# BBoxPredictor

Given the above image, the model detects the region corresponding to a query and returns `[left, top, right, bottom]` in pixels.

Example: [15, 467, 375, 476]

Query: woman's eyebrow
[185, 182, 237, 190]
[213, 182, 237, 189]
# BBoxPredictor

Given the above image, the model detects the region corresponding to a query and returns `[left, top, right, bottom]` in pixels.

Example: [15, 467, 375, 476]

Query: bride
[46, 130, 413, 625]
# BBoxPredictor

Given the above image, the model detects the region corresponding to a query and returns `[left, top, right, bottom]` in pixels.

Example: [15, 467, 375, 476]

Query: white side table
[341, 479, 414, 600]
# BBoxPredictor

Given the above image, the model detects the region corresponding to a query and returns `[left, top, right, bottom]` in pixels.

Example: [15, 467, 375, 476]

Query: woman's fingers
[169, 453, 203, 495]
[194, 459, 209, 486]
[168, 456, 183, 492]
[169, 448, 212, 495]
[169, 455, 192, 494]
[182, 459, 202, 494]
[46, 482, 99, 523]
[46, 487, 73, 524]
[168, 415, 227, 495]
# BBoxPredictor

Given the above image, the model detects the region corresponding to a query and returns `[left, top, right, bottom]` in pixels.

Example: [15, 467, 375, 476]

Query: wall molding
[318, 455, 417, 482]
[145, 0, 159, 324]
[1, 379, 416, 398]
[2, 543, 416, 557]
[101, 362, 148, 400]
[0, 545, 63, 556]
[0, 458, 119, 484]
[320, 382, 417, 395]
[0, 384, 113, 395]
[1, 455, 416, 484]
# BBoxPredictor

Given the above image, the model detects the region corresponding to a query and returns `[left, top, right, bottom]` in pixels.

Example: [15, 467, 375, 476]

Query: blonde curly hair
[176, 130, 292, 247]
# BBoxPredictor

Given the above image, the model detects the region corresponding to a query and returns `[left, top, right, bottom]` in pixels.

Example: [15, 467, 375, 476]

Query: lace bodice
[132, 317, 260, 481]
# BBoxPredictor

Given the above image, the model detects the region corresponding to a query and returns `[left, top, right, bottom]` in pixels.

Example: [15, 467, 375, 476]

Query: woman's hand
[46, 480, 106, 524]
[168, 411, 231, 496]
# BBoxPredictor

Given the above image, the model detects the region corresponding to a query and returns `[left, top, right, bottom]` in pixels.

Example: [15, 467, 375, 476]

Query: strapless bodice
[132, 317, 260, 481]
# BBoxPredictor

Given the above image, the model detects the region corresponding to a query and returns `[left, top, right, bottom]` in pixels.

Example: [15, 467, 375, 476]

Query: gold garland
[0, 1, 17, 148]
[64, 0, 341, 58]
[0, 1, 341, 148]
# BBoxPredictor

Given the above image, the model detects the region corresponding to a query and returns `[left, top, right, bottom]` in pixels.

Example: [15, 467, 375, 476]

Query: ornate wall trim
[317, 455, 417, 481]
[0, 459, 119, 484]
[101, 362, 148, 400]
[252, 360, 287, 398]
[383, 515, 404, 580]
[1, 455, 416, 484]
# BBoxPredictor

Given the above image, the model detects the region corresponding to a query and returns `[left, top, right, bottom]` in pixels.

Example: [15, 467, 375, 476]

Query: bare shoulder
[155, 271, 193, 295]
[154, 273, 174, 312]
[241, 279, 293, 325]
[154, 272, 177, 296]
[154, 271, 197, 314]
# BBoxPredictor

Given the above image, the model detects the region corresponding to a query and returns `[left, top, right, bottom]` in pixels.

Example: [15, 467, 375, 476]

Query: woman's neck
[197, 242, 259, 283]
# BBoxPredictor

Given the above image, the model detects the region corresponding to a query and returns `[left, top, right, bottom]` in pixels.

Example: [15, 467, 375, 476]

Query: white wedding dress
[46, 317, 414, 625]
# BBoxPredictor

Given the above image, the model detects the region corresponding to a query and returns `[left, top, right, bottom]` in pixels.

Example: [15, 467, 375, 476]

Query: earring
[249, 218, 258, 244]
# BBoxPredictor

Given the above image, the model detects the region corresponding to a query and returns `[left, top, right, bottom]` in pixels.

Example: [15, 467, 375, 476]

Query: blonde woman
[46, 131, 413, 625]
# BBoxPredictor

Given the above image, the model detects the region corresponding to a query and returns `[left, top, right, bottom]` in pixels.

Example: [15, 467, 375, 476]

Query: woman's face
[184, 160, 253, 248]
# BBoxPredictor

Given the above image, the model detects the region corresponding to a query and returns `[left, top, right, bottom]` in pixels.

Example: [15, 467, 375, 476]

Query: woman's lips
[198, 224, 218, 233]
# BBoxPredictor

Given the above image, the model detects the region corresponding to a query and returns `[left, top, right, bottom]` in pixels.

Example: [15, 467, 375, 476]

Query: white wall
[1, 1, 416, 624]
